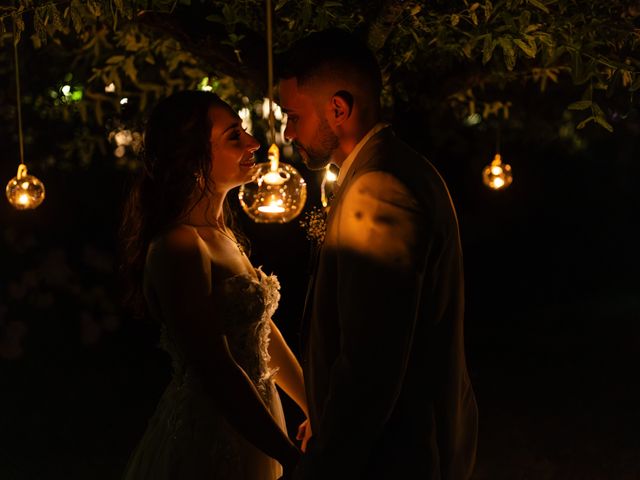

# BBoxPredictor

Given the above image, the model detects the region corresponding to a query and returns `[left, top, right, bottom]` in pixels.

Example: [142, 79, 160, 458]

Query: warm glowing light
[321, 164, 339, 207]
[105, 82, 116, 93]
[239, 143, 307, 223]
[198, 77, 215, 92]
[482, 154, 513, 190]
[114, 146, 126, 158]
[61, 85, 71, 95]
[238, 107, 253, 135]
[120, 97, 129, 105]
[464, 113, 482, 126]
[261, 98, 283, 120]
[114, 130, 133, 146]
[257, 197, 286, 213]
[262, 171, 288, 185]
[6, 165, 45, 210]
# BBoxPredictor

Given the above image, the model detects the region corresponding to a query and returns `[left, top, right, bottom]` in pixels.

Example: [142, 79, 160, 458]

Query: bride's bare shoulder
[147, 225, 209, 270]
[149, 224, 201, 252]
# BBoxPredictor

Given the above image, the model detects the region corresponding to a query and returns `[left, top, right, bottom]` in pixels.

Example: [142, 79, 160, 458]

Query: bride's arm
[147, 228, 300, 469]
[268, 321, 313, 452]
[268, 320, 308, 417]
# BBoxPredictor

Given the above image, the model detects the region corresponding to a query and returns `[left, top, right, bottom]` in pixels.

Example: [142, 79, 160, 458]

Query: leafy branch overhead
[0, 0, 639, 168]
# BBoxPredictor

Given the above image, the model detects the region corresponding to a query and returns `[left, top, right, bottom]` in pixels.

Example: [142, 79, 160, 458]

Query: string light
[5, 13, 46, 210]
[238, 0, 307, 223]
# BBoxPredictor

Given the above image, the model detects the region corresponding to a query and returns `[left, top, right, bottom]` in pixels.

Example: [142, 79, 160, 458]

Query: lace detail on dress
[158, 267, 281, 400]
[126, 268, 285, 480]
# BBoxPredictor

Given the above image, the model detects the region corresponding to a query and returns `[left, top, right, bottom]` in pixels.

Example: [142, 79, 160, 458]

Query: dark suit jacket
[295, 127, 478, 480]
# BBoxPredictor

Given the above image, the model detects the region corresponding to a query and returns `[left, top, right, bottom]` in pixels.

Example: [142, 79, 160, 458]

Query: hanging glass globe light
[482, 153, 513, 190]
[239, 144, 307, 223]
[6, 164, 45, 210]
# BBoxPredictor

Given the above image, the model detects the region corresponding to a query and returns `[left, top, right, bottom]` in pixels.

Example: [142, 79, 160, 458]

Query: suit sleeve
[295, 171, 427, 479]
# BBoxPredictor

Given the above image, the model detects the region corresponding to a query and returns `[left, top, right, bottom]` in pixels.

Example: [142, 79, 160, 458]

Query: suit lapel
[299, 127, 394, 358]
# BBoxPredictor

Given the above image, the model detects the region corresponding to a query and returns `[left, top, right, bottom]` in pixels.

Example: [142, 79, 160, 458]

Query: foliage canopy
[0, 0, 639, 169]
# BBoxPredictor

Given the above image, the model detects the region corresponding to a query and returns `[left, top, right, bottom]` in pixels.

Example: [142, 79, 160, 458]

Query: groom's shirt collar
[335, 122, 390, 187]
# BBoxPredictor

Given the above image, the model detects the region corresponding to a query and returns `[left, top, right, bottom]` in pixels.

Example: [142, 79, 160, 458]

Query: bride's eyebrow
[222, 122, 241, 134]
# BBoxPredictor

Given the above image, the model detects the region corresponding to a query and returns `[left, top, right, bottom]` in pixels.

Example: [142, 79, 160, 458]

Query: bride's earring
[194, 172, 205, 190]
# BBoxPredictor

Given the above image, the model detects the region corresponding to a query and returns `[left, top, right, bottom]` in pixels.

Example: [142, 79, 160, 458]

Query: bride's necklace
[187, 223, 245, 255]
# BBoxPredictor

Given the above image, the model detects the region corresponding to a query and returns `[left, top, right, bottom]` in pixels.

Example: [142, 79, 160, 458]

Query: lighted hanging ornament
[239, 143, 307, 222]
[321, 164, 338, 208]
[6, 14, 45, 210]
[482, 153, 513, 190]
[238, 0, 306, 223]
[6, 164, 45, 210]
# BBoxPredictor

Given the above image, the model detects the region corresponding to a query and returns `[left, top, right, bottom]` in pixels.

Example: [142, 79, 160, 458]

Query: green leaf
[483, 0, 493, 22]
[594, 115, 613, 132]
[533, 31, 553, 47]
[514, 38, 536, 58]
[106, 55, 125, 64]
[87, 0, 102, 17]
[591, 102, 605, 117]
[498, 36, 516, 70]
[567, 100, 592, 110]
[527, 0, 549, 13]
[123, 56, 137, 82]
[482, 34, 496, 65]
[576, 116, 594, 130]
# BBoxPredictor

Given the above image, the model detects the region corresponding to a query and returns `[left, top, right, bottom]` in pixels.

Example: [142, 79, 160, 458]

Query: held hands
[296, 418, 313, 453]
[278, 419, 312, 479]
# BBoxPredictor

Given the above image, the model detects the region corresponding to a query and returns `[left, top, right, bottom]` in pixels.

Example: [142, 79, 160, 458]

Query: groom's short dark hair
[277, 29, 382, 100]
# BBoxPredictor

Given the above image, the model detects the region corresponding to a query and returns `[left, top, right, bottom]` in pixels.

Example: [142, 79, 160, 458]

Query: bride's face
[209, 104, 259, 191]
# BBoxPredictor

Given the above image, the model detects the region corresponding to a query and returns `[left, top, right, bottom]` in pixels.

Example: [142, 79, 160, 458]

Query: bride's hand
[296, 418, 313, 452]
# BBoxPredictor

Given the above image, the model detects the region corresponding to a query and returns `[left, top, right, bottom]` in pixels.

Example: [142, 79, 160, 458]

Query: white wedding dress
[123, 269, 285, 480]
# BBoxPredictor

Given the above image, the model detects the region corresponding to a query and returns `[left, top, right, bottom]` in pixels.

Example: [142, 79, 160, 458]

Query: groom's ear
[330, 90, 354, 125]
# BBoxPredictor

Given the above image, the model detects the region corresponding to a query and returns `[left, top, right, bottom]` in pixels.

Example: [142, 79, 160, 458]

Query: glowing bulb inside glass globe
[239, 144, 307, 223]
[6, 165, 45, 210]
[257, 196, 285, 213]
[482, 154, 513, 191]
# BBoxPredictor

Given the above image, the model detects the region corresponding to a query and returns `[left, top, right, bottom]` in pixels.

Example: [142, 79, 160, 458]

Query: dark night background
[2, 52, 640, 480]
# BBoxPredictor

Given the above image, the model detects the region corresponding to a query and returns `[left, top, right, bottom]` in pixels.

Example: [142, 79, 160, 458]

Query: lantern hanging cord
[12, 14, 25, 167]
[266, 0, 276, 143]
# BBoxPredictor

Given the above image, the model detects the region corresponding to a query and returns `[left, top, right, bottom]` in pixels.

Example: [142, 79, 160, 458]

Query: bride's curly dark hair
[119, 90, 247, 317]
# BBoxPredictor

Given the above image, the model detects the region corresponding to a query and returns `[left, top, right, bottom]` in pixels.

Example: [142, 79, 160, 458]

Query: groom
[278, 30, 478, 479]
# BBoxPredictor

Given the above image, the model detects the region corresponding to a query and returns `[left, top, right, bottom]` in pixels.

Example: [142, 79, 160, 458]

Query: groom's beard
[295, 117, 339, 171]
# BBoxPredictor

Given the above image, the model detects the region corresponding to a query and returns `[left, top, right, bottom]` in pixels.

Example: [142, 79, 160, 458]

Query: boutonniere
[299, 206, 327, 247]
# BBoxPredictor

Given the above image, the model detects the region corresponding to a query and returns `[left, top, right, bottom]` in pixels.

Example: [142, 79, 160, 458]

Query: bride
[119, 90, 310, 479]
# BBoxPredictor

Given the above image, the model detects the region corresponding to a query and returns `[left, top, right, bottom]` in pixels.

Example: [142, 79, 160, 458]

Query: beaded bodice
[159, 268, 280, 400]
